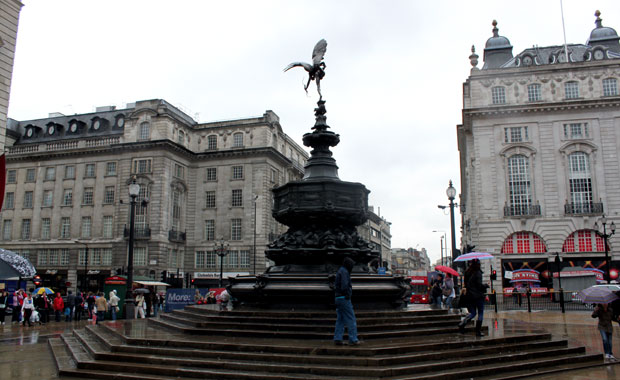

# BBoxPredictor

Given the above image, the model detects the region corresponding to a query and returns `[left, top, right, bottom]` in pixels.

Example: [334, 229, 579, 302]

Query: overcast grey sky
[8, 1, 620, 265]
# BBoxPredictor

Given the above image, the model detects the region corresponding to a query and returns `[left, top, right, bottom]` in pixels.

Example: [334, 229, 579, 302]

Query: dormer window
[70, 122, 79, 133]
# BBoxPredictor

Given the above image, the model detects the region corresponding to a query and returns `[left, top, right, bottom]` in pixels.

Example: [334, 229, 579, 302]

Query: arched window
[562, 229, 606, 252]
[501, 231, 547, 254]
[567, 152, 593, 213]
[507, 155, 532, 215]
[139, 122, 150, 140]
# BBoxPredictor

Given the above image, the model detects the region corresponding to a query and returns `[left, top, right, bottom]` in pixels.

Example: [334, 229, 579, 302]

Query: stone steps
[48, 307, 605, 379]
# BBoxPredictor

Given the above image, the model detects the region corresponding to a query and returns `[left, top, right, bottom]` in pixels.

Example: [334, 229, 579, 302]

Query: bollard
[526, 288, 532, 313]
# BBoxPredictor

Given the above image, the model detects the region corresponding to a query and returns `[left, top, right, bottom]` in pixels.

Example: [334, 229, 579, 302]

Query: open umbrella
[133, 288, 150, 294]
[454, 252, 494, 262]
[0, 248, 36, 279]
[578, 286, 620, 304]
[33, 287, 54, 295]
[435, 265, 459, 276]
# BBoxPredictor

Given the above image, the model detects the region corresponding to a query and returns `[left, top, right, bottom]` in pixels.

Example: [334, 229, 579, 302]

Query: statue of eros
[284, 39, 327, 99]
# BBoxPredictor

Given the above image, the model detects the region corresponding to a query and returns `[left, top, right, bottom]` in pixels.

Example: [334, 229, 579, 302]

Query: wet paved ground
[0, 308, 619, 380]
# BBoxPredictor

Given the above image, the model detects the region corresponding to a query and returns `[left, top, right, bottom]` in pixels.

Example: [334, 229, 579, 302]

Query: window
[104, 186, 115, 204]
[2, 220, 11, 240]
[106, 162, 117, 176]
[21, 219, 31, 239]
[134, 185, 150, 231]
[568, 152, 593, 213]
[82, 187, 94, 205]
[206, 251, 216, 268]
[133, 247, 146, 266]
[174, 164, 185, 179]
[63, 189, 73, 206]
[169, 249, 178, 267]
[139, 122, 150, 140]
[102, 248, 112, 266]
[48, 250, 58, 266]
[232, 166, 243, 180]
[78, 249, 86, 266]
[507, 155, 532, 216]
[206, 167, 217, 181]
[232, 189, 243, 207]
[501, 232, 547, 254]
[178, 130, 185, 145]
[85, 163, 96, 178]
[527, 83, 541, 102]
[103, 216, 114, 238]
[233, 132, 244, 147]
[562, 230, 606, 253]
[23, 191, 33, 208]
[91, 248, 101, 266]
[60, 249, 70, 266]
[45, 167, 56, 181]
[205, 219, 215, 241]
[132, 158, 152, 174]
[492, 86, 506, 104]
[603, 78, 618, 97]
[195, 251, 207, 268]
[60, 217, 71, 238]
[7, 170, 16, 183]
[563, 123, 589, 139]
[41, 218, 51, 240]
[205, 191, 216, 208]
[172, 190, 182, 231]
[231, 218, 242, 240]
[42, 190, 53, 207]
[207, 135, 217, 150]
[565, 81, 579, 99]
[38, 250, 47, 266]
[25, 168, 36, 182]
[240, 250, 250, 268]
[65, 165, 75, 179]
[504, 126, 528, 143]
[228, 250, 239, 267]
[81, 217, 92, 238]
[4, 192, 14, 209]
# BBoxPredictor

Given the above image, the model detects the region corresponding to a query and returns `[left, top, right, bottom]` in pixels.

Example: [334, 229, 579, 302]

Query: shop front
[78, 269, 111, 293]
[39, 269, 69, 293]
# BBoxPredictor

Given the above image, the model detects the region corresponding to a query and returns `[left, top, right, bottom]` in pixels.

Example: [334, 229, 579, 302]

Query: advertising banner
[165, 288, 209, 312]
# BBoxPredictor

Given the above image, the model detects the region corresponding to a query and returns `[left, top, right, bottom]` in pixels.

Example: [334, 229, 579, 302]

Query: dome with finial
[483, 20, 514, 69]
[587, 10, 620, 53]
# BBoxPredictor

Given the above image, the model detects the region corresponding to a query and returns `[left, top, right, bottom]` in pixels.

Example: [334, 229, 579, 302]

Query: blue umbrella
[33, 287, 54, 295]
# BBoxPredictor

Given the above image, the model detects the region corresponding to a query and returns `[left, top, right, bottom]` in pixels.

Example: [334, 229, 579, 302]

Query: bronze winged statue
[284, 39, 327, 99]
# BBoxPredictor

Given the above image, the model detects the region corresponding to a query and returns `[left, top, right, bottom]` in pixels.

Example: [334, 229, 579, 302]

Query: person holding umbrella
[458, 259, 489, 336]
[592, 303, 616, 361]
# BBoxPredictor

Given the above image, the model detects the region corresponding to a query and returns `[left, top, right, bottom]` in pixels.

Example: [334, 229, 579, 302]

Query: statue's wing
[283, 62, 313, 72]
[312, 39, 327, 65]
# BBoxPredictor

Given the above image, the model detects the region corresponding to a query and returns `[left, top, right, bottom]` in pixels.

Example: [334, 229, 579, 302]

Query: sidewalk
[0, 310, 618, 379]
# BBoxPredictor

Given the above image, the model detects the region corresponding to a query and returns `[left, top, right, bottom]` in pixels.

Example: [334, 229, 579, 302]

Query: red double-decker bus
[409, 275, 430, 304]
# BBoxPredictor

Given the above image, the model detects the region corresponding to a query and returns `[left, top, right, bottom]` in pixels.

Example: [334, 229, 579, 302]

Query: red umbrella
[435, 265, 459, 276]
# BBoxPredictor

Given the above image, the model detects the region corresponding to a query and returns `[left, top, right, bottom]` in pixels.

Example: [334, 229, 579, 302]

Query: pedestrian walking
[333, 257, 360, 346]
[443, 274, 455, 309]
[135, 293, 146, 319]
[0, 290, 8, 325]
[151, 292, 159, 317]
[95, 292, 108, 324]
[430, 274, 444, 308]
[21, 293, 34, 327]
[458, 259, 489, 336]
[108, 290, 120, 321]
[86, 292, 96, 321]
[592, 303, 617, 361]
[74, 292, 84, 321]
[34, 293, 50, 324]
[11, 290, 23, 324]
[145, 289, 153, 317]
[65, 290, 75, 322]
[53, 292, 64, 322]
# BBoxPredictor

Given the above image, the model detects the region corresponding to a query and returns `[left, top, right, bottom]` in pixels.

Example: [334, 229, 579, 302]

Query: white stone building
[458, 12, 620, 292]
[2, 99, 308, 292]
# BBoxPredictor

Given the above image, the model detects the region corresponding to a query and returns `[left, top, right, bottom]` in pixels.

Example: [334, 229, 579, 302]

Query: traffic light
[161, 270, 167, 282]
[491, 270, 497, 281]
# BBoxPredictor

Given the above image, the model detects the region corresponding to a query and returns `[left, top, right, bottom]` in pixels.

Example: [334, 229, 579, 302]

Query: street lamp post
[253, 195, 258, 275]
[554, 252, 565, 313]
[446, 180, 458, 268]
[215, 238, 229, 288]
[595, 215, 616, 284]
[125, 178, 141, 319]
[432, 230, 447, 266]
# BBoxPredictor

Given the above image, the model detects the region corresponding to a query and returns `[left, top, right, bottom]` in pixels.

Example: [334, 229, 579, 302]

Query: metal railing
[564, 202, 604, 215]
[480, 291, 594, 313]
[123, 225, 151, 239]
[168, 229, 186, 242]
[504, 204, 541, 217]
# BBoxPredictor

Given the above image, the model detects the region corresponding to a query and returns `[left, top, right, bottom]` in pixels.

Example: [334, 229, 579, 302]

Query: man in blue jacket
[333, 257, 361, 345]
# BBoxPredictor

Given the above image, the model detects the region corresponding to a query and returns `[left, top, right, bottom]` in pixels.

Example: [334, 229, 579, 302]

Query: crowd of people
[0, 288, 165, 326]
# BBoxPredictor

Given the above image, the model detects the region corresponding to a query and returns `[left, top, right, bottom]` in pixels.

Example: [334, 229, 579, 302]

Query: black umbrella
[0, 248, 36, 280]
[134, 288, 150, 294]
